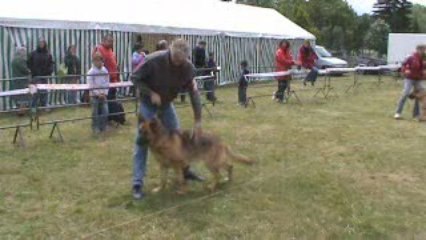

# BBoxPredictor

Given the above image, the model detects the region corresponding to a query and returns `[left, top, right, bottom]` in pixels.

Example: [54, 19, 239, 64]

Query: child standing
[132, 43, 146, 70]
[238, 60, 249, 106]
[87, 52, 110, 133]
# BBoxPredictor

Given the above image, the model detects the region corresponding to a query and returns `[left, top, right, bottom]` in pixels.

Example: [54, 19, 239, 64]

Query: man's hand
[404, 70, 411, 76]
[150, 91, 162, 106]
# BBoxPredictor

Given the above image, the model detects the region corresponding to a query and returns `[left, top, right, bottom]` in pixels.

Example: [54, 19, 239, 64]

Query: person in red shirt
[273, 40, 295, 103]
[93, 34, 120, 99]
[394, 45, 426, 120]
[298, 40, 319, 86]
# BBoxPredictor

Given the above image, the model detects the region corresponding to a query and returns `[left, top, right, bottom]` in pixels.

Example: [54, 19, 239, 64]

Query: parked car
[314, 45, 348, 70]
[356, 56, 387, 75]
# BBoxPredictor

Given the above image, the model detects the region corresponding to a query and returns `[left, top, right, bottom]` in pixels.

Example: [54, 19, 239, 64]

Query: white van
[314, 45, 348, 69]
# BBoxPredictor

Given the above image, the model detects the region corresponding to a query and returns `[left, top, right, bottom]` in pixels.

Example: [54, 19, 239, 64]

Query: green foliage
[364, 19, 391, 57]
[244, 0, 364, 53]
[412, 4, 426, 33]
[353, 14, 375, 52]
[373, 0, 413, 33]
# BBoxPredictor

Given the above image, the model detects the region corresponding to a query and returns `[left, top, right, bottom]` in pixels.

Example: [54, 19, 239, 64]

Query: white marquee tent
[0, 0, 315, 110]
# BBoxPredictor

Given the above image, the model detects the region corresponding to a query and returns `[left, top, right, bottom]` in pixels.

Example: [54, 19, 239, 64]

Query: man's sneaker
[132, 185, 144, 200]
[394, 113, 402, 120]
[272, 92, 276, 100]
[184, 169, 205, 182]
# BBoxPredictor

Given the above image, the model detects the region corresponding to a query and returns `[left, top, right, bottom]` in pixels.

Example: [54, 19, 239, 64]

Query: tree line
[224, 0, 426, 57]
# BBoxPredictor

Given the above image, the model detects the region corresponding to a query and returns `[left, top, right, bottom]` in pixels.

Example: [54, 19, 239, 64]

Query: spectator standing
[190, 40, 207, 104]
[238, 60, 249, 106]
[28, 38, 54, 109]
[64, 45, 81, 104]
[131, 42, 146, 97]
[93, 34, 120, 99]
[11, 47, 31, 115]
[205, 52, 218, 103]
[132, 43, 146, 70]
[274, 40, 295, 103]
[94, 34, 126, 125]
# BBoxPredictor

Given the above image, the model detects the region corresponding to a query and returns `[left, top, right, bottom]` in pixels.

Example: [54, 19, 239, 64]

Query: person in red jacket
[273, 40, 295, 103]
[394, 44, 426, 120]
[298, 40, 319, 86]
[93, 34, 120, 99]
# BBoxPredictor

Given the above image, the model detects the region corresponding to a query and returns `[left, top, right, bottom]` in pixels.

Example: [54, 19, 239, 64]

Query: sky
[346, 0, 426, 15]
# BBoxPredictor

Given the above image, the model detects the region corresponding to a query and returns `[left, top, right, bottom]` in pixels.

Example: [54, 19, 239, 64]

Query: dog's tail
[225, 146, 255, 165]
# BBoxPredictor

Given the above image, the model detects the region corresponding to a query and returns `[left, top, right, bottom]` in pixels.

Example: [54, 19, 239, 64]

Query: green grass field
[1, 75, 426, 240]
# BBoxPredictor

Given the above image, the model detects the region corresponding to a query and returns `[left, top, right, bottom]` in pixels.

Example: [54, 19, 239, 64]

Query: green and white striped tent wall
[0, 26, 306, 110]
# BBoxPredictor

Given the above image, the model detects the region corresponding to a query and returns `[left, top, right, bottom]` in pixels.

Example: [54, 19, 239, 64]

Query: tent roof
[0, 0, 315, 40]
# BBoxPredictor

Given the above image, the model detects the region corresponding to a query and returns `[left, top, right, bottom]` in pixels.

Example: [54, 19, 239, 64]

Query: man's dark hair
[241, 60, 248, 68]
[199, 40, 207, 46]
[208, 52, 214, 57]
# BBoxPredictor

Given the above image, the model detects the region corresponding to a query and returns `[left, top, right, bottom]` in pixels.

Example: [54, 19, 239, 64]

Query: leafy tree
[364, 19, 391, 57]
[231, 0, 374, 53]
[351, 14, 374, 53]
[411, 4, 426, 33]
[301, 0, 358, 53]
[373, 0, 413, 32]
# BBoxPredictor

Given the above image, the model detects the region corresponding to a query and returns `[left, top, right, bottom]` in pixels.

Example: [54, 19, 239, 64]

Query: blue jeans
[396, 79, 423, 117]
[91, 97, 109, 132]
[66, 77, 80, 104]
[305, 67, 319, 82]
[133, 99, 180, 187]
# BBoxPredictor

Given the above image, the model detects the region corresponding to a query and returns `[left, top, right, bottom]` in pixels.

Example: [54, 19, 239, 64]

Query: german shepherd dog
[139, 116, 254, 194]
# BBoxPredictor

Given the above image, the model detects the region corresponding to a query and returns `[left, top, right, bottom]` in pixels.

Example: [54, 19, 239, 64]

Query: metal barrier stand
[0, 76, 33, 147]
